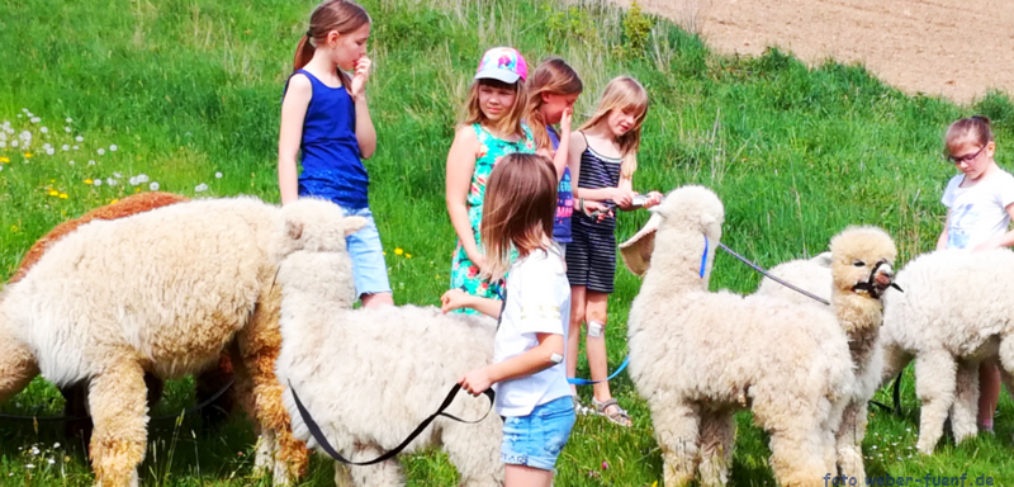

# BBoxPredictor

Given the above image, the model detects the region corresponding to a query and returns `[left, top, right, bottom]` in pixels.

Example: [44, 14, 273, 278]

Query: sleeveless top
[547, 126, 574, 243]
[572, 132, 622, 232]
[464, 123, 537, 230]
[290, 69, 369, 210]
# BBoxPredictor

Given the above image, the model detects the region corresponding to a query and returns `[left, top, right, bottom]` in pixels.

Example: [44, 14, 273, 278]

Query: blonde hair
[945, 115, 995, 154]
[579, 76, 648, 177]
[292, 0, 370, 90]
[462, 79, 528, 139]
[525, 58, 583, 152]
[480, 153, 557, 280]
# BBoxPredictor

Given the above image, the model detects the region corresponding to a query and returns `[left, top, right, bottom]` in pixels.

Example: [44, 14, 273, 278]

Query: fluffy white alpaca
[273, 215, 502, 487]
[0, 196, 338, 487]
[880, 248, 1014, 454]
[755, 252, 832, 305]
[621, 186, 856, 487]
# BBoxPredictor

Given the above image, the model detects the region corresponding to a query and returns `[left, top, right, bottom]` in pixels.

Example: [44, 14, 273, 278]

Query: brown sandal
[592, 397, 632, 427]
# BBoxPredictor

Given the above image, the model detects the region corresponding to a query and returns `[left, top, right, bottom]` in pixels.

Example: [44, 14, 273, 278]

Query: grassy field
[2, 0, 1014, 485]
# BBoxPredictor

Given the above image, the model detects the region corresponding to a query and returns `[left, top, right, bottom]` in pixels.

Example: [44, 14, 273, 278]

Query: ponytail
[293, 0, 369, 89]
[292, 34, 316, 72]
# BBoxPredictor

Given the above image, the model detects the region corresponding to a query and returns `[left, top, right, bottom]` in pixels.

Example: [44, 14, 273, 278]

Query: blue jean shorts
[342, 206, 392, 297]
[501, 395, 576, 471]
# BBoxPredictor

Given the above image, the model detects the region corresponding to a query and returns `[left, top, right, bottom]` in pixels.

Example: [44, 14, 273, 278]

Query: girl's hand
[644, 190, 664, 208]
[350, 56, 372, 99]
[459, 367, 493, 396]
[583, 200, 614, 222]
[559, 107, 573, 136]
[467, 252, 488, 273]
[440, 289, 471, 313]
[612, 188, 634, 209]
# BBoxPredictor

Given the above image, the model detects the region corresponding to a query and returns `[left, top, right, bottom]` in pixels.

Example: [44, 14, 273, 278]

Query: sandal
[592, 397, 632, 427]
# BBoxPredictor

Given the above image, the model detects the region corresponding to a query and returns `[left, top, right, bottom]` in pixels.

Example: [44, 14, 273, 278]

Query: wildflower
[394, 248, 404, 256]
[106, 178, 117, 186]
[109, 144, 117, 152]
[53, 442, 60, 449]
[25, 463, 34, 469]
[84, 178, 93, 185]
[47, 458, 55, 465]
[61, 144, 69, 151]
[40, 126, 48, 133]
[406, 253, 412, 258]
[94, 179, 102, 186]
[24, 152, 32, 158]
[109, 199, 119, 204]
[97, 148, 105, 155]
[30, 446, 40, 456]
[64, 126, 71, 133]
[150, 182, 160, 191]
[195, 183, 209, 192]
[69, 160, 75, 165]
[215, 171, 223, 179]
[601, 461, 608, 470]
[75, 135, 83, 142]
[59, 193, 68, 199]
[113, 172, 122, 178]
[48, 189, 59, 196]
[65, 117, 72, 123]
[88, 160, 95, 165]
[0, 156, 8, 163]
[30, 116, 40, 123]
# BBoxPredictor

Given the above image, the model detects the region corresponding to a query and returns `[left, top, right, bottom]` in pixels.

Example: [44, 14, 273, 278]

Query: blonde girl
[565, 76, 662, 426]
[937, 115, 1014, 433]
[525, 57, 583, 251]
[443, 153, 575, 487]
[446, 47, 536, 311]
[277, 0, 392, 308]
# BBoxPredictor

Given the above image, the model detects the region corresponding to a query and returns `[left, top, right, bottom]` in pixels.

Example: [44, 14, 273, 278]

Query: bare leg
[505, 464, 553, 487]
[585, 292, 612, 404]
[360, 291, 393, 308]
[566, 285, 586, 397]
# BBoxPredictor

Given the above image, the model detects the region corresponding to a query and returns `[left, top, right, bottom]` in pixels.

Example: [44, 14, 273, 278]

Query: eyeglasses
[946, 145, 986, 164]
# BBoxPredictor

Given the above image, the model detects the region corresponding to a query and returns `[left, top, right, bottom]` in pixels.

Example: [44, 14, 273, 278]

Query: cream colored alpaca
[0, 196, 341, 486]
[273, 213, 503, 486]
[622, 186, 855, 487]
[880, 248, 1014, 454]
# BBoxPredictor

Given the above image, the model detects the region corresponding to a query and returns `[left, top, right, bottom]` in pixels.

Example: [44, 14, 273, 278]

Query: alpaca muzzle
[852, 260, 903, 298]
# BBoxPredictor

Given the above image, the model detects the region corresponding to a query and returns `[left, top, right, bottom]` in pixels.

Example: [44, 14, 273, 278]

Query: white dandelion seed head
[75, 135, 84, 142]
[53, 442, 60, 449]
[94, 179, 102, 186]
[106, 178, 118, 186]
[135, 173, 149, 183]
[20, 130, 31, 141]
[73, 145, 79, 150]
[47, 458, 55, 465]
[150, 182, 160, 191]
[88, 160, 95, 165]
[25, 463, 35, 470]
[65, 117, 72, 123]
[61, 144, 69, 151]
[68, 160, 75, 165]
[30, 446, 40, 455]
[40, 126, 48, 133]
[11, 140, 18, 148]
[96, 148, 105, 155]
[215, 171, 222, 179]
[46, 147, 55, 155]
[30, 117, 40, 124]
[113, 171, 122, 178]
[194, 183, 209, 192]
[64, 126, 71, 133]
[109, 144, 117, 152]
[0, 166, 4, 172]
[0, 141, 5, 149]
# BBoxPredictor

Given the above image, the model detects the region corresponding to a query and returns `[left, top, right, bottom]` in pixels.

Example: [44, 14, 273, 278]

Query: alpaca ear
[286, 218, 304, 241]
[343, 216, 368, 237]
[619, 213, 660, 277]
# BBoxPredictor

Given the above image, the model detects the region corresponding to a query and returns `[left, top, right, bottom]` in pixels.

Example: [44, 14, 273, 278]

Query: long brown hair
[579, 76, 648, 177]
[461, 79, 528, 140]
[525, 58, 583, 152]
[945, 115, 995, 155]
[480, 153, 557, 280]
[292, 0, 370, 89]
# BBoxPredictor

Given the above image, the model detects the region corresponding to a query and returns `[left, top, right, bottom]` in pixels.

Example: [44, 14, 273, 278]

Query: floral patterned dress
[449, 123, 535, 312]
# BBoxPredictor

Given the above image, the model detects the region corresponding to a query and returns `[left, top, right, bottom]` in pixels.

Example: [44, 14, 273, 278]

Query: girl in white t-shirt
[441, 153, 574, 487]
[937, 115, 1014, 434]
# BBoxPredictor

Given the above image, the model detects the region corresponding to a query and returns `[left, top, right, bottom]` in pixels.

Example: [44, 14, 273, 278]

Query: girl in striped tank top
[565, 76, 662, 426]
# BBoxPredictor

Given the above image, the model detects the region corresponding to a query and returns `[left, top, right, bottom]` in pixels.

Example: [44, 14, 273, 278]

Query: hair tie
[305, 30, 313, 38]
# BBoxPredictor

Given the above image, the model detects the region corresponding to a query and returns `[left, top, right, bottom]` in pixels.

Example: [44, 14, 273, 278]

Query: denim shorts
[501, 395, 576, 471]
[342, 206, 392, 297]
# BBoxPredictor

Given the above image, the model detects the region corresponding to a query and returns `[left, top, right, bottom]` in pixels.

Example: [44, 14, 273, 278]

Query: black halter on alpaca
[850, 259, 904, 299]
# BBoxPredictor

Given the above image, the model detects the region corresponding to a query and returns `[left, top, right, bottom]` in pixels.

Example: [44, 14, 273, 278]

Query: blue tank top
[290, 69, 369, 210]
[548, 126, 574, 243]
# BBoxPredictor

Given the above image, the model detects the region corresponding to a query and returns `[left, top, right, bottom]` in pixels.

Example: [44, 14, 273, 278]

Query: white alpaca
[273, 215, 502, 487]
[0, 196, 339, 487]
[621, 186, 856, 487]
[755, 252, 832, 305]
[880, 248, 1014, 453]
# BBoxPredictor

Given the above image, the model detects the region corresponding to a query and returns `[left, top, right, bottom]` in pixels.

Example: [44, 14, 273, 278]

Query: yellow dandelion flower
[59, 193, 68, 199]
[394, 247, 404, 256]
[84, 178, 93, 185]
[405, 253, 412, 259]
[10, 225, 18, 232]
[48, 189, 59, 196]
[109, 199, 119, 204]
[134, 187, 140, 193]
[0, 156, 9, 163]
[24, 152, 32, 159]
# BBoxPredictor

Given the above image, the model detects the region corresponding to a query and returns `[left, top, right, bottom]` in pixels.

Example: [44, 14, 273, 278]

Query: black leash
[0, 379, 235, 423]
[716, 242, 831, 306]
[869, 373, 904, 416]
[289, 381, 495, 466]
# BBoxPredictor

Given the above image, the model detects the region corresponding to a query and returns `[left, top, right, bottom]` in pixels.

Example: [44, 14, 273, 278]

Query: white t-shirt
[941, 168, 1014, 249]
[493, 246, 572, 417]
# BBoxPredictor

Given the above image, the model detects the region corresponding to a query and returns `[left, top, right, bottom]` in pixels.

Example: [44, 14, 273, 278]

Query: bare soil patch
[607, 0, 1014, 105]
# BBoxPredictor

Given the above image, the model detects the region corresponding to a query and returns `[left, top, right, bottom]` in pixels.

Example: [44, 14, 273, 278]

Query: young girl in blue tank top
[445, 47, 536, 312]
[524, 58, 584, 253]
[278, 0, 392, 308]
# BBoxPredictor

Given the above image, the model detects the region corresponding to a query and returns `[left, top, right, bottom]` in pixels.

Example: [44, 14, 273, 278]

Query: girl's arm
[973, 203, 1014, 250]
[278, 74, 312, 205]
[351, 57, 376, 159]
[445, 126, 484, 266]
[550, 108, 573, 180]
[440, 289, 502, 318]
[936, 210, 952, 250]
[459, 333, 564, 395]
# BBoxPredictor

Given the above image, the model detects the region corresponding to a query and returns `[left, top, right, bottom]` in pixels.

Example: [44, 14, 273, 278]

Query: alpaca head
[619, 185, 724, 279]
[828, 226, 897, 300]
[274, 198, 367, 259]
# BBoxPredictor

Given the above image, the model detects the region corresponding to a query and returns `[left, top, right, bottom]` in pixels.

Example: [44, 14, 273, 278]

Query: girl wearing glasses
[937, 114, 1014, 434]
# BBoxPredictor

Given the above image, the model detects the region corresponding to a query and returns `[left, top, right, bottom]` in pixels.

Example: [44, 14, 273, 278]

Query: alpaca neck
[832, 291, 884, 367]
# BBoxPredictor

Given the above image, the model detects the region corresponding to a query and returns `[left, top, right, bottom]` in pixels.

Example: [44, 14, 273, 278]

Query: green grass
[3, 0, 1014, 485]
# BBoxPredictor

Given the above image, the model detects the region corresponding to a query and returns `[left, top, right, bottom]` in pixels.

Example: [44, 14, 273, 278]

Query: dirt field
[606, 0, 1014, 105]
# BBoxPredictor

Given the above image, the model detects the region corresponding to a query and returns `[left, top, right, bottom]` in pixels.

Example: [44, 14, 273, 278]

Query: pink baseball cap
[474, 47, 528, 84]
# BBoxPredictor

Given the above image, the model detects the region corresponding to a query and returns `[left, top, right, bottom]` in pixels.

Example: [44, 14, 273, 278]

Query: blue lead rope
[700, 235, 709, 278]
[567, 355, 630, 385]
